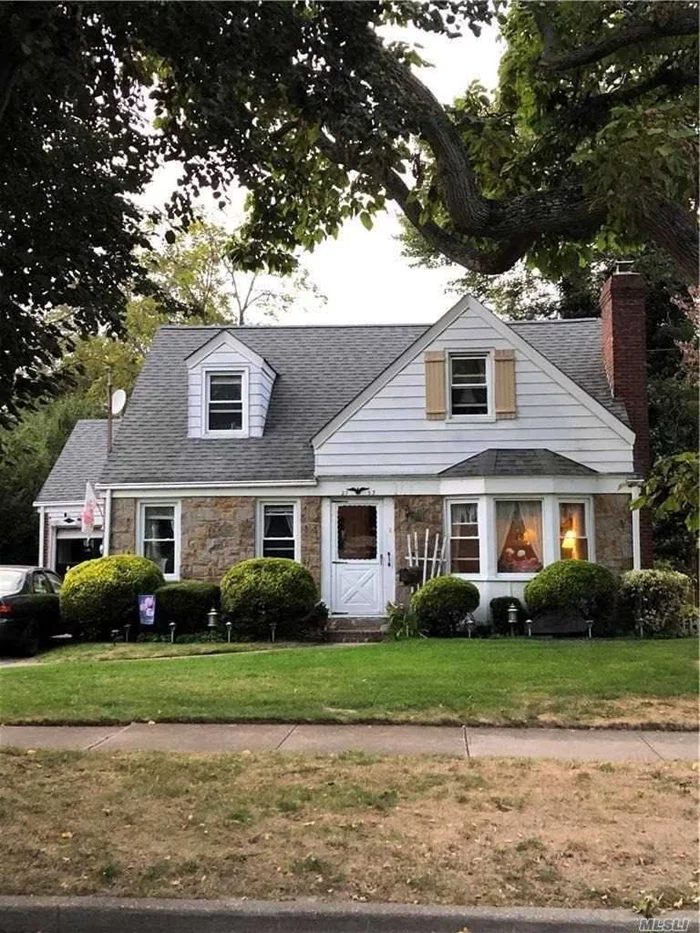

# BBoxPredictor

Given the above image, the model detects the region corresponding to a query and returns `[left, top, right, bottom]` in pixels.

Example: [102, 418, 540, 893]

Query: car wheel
[19, 622, 40, 657]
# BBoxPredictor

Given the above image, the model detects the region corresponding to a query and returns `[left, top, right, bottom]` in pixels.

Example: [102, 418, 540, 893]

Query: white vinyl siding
[315, 309, 633, 475]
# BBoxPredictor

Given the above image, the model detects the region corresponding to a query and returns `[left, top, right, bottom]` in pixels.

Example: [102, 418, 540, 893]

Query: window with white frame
[495, 500, 543, 574]
[559, 501, 589, 561]
[449, 502, 480, 574]
[140, 503, 178, 577]
[449, 354, 489, 416]
[206, 372, 243, 432]
[260, 503, 297, 560]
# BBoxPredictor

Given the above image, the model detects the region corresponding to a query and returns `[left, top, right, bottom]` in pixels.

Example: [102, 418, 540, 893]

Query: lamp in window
[561, 528, 577, 552]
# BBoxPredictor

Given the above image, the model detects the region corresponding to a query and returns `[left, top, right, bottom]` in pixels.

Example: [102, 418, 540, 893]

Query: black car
[0, 566, 69, 656]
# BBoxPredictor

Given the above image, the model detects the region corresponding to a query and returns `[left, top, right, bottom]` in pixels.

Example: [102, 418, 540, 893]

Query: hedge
[618, 569, 696, 637]
[154, 581, 221, 635]
[60, 554, 165, 641]
[524, 560, 617, 632]
[410, 576, 480, 637]
[220, 558, 324, 641]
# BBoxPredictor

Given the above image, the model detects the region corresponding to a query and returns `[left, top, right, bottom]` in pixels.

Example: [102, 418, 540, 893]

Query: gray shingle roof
[509, 318, 629, 426]
[66, 315, 628, 488]
[440, 448, 598, 477]
[35, 420, 111, 502]
[100, 325, 427, 485]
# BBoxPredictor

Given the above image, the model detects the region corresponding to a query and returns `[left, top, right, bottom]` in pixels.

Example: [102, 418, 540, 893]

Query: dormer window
[204, 370, 247, 436]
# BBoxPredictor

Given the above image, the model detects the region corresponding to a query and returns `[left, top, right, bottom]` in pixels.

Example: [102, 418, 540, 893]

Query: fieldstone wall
[110, 498, 136, 554]
[300, 496, 322, 589]
[180, 497, 255, 582]
[394, 495, 445, 606]
[594, 494, 634, 575]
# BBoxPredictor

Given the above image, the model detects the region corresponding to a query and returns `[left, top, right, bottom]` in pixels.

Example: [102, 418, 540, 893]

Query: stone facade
[394, 495, 445, 606]
[110, 495, 323, 586]
[593, 493, 634, 575]
[300, 496, 322, 588]
[180, 497, 256, 581]
[110, 498, 136, 554]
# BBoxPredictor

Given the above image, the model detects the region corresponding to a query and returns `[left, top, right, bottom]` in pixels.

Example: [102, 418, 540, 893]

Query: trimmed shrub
[524, 560, 617, 633]
[490, 596, 527, 636]
[618, 569, 696, 637]
[220, 558, 322, 641]
[154, 582, 221, 636]
[61, 554, 165, 641]
[410, 575, 480, 637]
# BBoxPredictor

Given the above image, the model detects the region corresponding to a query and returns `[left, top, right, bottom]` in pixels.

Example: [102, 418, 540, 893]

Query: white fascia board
[99, 472, 636, 500]
[185, 329, 276, 374]
[311, 296, 471, 447]
[32, 499, 87, 508]
[467, 296, 635, 445]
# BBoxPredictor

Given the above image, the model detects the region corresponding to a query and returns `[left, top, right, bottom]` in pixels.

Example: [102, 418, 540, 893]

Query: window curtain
[497, 501, 518, 555]
[518, 501, 542, 562]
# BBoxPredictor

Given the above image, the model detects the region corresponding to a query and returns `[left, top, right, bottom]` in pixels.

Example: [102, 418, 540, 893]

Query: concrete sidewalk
[1, 722, 697, 760]
[1, 895, 698, 933]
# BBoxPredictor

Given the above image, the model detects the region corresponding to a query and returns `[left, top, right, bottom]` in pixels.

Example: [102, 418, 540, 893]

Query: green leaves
[632, 452, 699, 533]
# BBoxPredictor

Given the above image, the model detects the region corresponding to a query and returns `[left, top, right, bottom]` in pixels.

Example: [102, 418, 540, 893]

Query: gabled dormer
[185, 330, 276, 439]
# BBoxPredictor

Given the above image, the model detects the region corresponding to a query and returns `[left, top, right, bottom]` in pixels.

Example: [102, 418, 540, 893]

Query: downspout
[38, 506, 45, 567]
[631, 503, 641, 571]
[103, 489, 112, 557]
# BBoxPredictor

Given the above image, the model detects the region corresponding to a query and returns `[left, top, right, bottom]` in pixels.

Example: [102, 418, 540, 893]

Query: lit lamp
[561, 529, 576, 557]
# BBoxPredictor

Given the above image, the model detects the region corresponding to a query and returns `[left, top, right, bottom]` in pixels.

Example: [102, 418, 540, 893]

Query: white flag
[81, 481, 99, 538]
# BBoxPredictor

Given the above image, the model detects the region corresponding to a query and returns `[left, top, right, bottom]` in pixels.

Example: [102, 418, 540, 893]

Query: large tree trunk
[640, 200, 699, 283]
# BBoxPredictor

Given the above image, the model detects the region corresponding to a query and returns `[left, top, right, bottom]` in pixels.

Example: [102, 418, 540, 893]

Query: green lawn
[1, 639, 696, 727]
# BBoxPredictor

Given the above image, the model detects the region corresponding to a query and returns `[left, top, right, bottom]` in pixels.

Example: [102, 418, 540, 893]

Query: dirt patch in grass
[0, 748, 696, 911]
[36, 641, 316, 664]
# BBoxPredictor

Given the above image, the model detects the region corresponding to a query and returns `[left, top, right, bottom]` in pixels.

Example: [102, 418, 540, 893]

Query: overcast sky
[144, 23, 503, 327]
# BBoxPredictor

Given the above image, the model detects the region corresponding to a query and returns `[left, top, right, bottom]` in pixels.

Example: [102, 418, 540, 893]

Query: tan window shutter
[494, 349, 517, 419]
[424, 351, 446, 420]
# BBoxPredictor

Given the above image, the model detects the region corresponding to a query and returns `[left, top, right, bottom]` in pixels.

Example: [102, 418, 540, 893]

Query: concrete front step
[327, 617, 387, 643]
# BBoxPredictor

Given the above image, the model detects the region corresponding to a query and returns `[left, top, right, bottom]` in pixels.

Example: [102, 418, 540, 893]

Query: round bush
[524, 560, 617, 632]
[154, 581, 221, 635]
[410, 576, 480, 637]
[220, 558, 320, 640]
[618, 569, 696, 637]
[61, 554, 165, 641]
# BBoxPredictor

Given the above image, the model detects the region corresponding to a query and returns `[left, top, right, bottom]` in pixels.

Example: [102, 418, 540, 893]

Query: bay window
[496, 500, 543, 574]
[449, 502, 480, 574]
[559, 502, 589, 560]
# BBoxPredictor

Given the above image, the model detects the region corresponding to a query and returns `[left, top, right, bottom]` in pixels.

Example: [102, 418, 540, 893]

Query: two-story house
[35, 269, 651, 626]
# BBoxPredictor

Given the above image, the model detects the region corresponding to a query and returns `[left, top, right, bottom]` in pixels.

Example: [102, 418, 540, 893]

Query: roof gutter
[95, 479, 318, 492]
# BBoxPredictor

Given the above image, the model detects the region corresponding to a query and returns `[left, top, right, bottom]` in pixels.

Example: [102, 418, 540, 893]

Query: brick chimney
[600, 267, 653, 566]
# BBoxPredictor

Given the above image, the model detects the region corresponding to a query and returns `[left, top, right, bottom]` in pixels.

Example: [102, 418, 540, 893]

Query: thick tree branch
[384, 170, 532, 274]
[534, 3, 698, 71]
[638, 199, 699, 284]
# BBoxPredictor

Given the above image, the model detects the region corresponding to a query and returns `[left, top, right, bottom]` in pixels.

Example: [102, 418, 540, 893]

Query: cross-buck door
[331, 501, 385, 616]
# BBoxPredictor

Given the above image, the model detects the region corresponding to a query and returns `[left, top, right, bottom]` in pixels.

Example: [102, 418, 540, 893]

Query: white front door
[331, 500, 386, 616]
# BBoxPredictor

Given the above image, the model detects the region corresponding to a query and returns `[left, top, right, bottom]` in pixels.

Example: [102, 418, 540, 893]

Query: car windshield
[0, 570, 24, 597]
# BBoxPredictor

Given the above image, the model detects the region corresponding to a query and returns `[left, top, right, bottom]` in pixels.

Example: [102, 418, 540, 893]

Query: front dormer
[185, 330, 276, 439]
